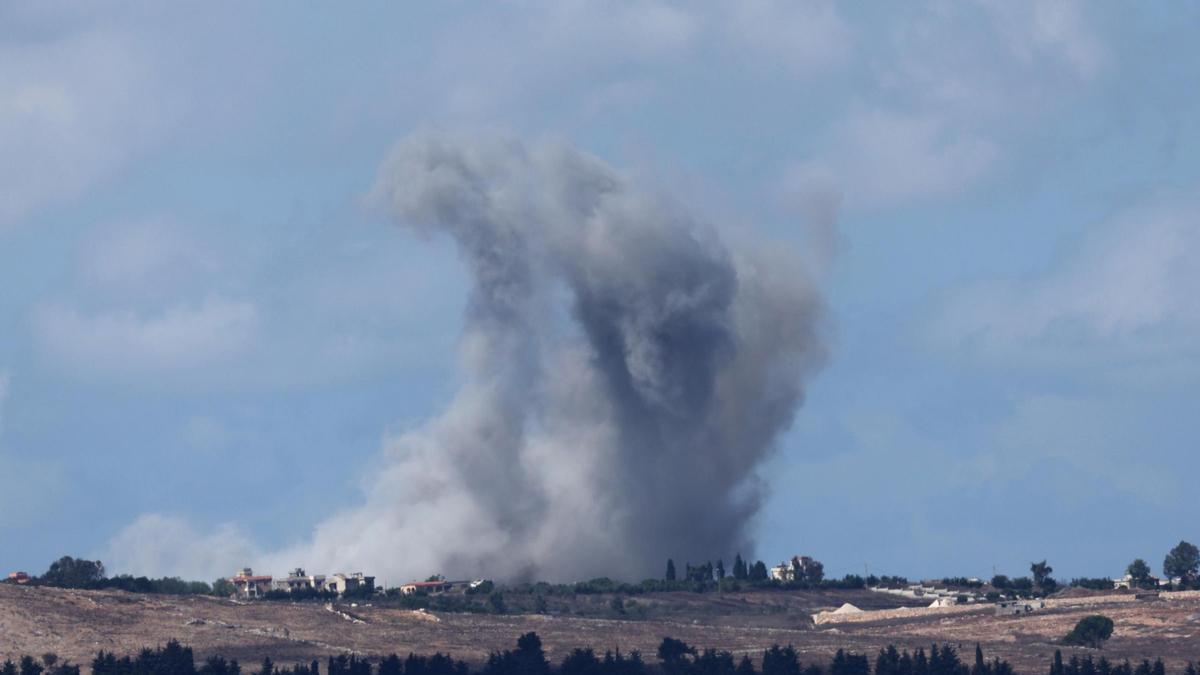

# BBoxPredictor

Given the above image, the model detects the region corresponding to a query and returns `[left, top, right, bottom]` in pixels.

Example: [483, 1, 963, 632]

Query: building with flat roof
[230, 568, 272, 598]
[272, 568, 326, 593]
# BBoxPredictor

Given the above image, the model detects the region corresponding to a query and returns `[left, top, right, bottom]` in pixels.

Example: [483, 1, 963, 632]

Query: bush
[1063, 615, 1114, 648]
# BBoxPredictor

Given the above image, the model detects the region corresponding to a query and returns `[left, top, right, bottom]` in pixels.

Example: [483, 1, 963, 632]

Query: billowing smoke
[268, 134, 825, 582]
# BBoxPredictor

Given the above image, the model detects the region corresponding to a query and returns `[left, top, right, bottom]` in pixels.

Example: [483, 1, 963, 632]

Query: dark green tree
[666, 559, 677, 581]
[1049, 652, 1065, 675]
[1163, 541, 1200, 586]
[804, 560, 825, 583]
[488, 591, 507, 614]
[658, 638, 696, 675]
[749, 561, 769, 581]
[737, 656, 757, 675]
[560, 649, 600, 675]
[1126, 559, 1152, 588]
[694, 650, 736, 675]
[733, 555, 748, 581]
[378, 655, 402, 675]
[761, 646, 800, 675]
[1063, 615, 1115, 648]
[830, 650, 869, 675]
[40, 557, 105, 588]
[561, 650, 600, 675]
[1009, 577, 1034, 595]
[211, 578, 236, 597]
[1032, 561, 1057, 594]
[514, 632, 550, 675]
[19, 657, 42, 675]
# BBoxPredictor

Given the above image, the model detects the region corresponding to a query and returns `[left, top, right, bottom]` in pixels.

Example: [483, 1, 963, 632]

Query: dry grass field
[3, 584, 1199, 674]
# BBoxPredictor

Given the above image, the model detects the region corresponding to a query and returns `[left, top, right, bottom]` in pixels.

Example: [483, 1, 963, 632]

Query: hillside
[3, 584, 1200, 673]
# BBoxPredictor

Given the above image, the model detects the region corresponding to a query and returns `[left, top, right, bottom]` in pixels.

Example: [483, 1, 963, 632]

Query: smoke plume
[270, 134, 826, 582]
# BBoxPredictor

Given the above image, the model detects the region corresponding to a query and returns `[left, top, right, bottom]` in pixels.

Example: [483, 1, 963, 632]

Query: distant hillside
[3, 583, 1200, 675]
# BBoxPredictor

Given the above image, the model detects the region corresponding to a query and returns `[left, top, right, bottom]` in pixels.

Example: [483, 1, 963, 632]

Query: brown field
[2, 584, 1199, 674]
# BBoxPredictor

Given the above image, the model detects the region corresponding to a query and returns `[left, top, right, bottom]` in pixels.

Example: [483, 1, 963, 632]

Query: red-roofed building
[229, 568, 272, 598]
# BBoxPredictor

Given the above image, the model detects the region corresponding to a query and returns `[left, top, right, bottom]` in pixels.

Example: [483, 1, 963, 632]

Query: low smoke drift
[275, 134, 826, 582]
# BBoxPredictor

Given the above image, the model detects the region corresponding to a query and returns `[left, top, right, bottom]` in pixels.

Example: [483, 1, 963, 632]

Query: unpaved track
[3, 585, 1199, 673]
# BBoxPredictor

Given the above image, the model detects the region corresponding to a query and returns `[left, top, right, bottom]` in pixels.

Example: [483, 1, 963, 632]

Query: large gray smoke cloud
[269, 134, 825, 582]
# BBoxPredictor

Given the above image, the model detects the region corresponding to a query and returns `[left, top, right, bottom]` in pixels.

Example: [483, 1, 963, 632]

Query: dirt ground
[2, 584, 1198, 674]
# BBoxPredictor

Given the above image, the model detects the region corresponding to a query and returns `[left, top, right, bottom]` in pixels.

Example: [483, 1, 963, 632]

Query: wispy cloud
[930, 191, 1200, 371]
[0, 24, 169, 228]
[34, 298, 261, 378]
[783, 0, 1108, 212]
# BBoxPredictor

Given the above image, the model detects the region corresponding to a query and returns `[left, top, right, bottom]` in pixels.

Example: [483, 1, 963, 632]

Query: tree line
[0, 637, 1019, 675]
[12, 556, 236, 597]
[12, 539, 1200, 607]
[10, 633, 1200, 675]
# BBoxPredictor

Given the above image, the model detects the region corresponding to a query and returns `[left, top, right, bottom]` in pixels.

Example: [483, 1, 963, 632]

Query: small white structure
[769, 556, 820, 581]
[994, 599, 1044, 616]
[325, 572, 375, 595]
[400, 580, 454, 595]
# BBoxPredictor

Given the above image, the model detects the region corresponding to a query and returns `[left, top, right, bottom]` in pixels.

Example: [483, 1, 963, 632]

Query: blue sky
[1, 2, 1198, 584]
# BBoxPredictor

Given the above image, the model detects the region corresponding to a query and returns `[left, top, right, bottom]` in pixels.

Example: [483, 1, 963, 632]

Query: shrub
[1063, 615, 1114, 648]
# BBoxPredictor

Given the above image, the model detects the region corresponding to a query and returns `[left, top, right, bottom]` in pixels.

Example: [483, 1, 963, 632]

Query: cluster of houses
[229, 567, 376, 599]
[869, 581, 988, 607]
[1112, 573, 1178, 590]
[227, 567, 491, 600]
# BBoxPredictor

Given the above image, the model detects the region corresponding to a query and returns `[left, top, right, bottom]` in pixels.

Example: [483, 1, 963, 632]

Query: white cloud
[981, 0, 1106, 79]
[99, 514, 260, 580]
[781, 0, 1107, 211]
[0, 26, 168, 228]
[786, 110, 998, 208]
[724, 0, 850, 74]
[931, 191, 1200, 369]
[34, 298, 261, 378]
[78, 218, 220, 299]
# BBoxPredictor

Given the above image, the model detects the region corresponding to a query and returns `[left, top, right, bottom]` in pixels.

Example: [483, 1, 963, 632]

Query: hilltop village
[226, 567, 489, 600]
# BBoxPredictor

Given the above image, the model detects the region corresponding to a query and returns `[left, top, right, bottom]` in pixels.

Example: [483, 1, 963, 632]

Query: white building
[272, 568, 326, 593]
[325, 572, 375, 595]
